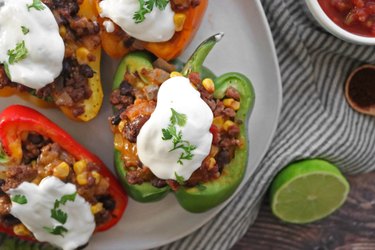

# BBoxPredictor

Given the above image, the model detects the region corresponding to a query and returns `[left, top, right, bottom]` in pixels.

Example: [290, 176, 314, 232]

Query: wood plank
[232, 172, 375, 250]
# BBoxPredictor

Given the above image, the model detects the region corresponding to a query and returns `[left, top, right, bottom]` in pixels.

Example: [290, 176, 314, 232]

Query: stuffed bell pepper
[96, 0, 208, 60]
[0, 0, 103, 122]
[109, 33, 255, 213]
[0, 105, 127, 249]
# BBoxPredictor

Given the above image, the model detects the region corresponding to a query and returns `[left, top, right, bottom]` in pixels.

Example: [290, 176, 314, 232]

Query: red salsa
[318, 0, 375, 37]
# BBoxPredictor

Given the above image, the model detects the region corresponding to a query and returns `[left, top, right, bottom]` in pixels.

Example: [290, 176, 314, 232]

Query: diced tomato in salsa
[318, 0, 375, 37]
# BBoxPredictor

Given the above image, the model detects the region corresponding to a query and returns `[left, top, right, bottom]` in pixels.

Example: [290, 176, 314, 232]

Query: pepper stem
[181, 32, 224, 76]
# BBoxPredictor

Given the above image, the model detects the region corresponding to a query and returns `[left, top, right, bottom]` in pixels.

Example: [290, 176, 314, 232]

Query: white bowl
[305, 0, 375, 45]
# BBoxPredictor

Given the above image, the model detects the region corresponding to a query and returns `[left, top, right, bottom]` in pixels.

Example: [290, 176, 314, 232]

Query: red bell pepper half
[0, 105, 127, 239]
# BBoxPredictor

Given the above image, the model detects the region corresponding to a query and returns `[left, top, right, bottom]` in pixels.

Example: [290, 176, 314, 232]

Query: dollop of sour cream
[99, 0, 175, 42]
[7, 177, 95, 250]
[0, 0, 64, 89]
[137, 76, 213, 181]
[103, 20, 115, 33]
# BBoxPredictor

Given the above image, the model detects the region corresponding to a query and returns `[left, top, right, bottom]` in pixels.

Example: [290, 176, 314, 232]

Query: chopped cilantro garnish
[11, 194, 28, 205]
[3, 63, 11, 80]
[162, 108, 196, 165]
[27, 0, 45, 11]
[21, 26, 30, 35]
[43, 225, 68, 237]
[133, 0, 169, 23]
[59, 192, 77, 205]
[7, 41, 28, 65]
[51, 208, 67, 224]
[174, 172, 185, 185]
[44, 192, 77, 236]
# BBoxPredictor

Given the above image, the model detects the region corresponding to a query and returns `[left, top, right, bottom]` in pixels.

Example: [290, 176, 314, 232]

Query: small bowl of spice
[306, 0, 375, 45]
[345, 64, 375, 116]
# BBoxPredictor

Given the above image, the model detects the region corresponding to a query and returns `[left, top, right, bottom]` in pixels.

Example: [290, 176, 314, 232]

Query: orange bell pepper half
[97, 0, 208, 61]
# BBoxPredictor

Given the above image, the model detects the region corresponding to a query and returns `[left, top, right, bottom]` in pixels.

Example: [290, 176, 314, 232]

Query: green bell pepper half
[112, 33, 255, 212]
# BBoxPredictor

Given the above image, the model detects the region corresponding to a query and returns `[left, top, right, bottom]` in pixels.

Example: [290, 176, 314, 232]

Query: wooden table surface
[232, 172, 375, 250]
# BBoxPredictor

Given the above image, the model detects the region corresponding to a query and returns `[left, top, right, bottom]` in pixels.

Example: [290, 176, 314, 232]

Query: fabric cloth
[160, 0, 375, 249]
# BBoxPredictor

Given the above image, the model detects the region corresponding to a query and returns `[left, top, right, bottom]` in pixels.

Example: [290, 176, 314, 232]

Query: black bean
[119, 81, 133, 96]
[97, 195, 116, 211]
[124, 37, 135, 48]
[124, 115, 150, 143]
[79, 64, 94, 78]
[1, 215, 20, 227]
[28, 133, 44, 144]
[151, 178, 167, 188]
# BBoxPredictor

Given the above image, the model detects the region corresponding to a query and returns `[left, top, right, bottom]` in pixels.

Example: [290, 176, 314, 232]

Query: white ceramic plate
[0, 0, 282, 249]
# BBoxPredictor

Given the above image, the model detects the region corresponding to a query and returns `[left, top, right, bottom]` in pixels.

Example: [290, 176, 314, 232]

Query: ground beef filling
[0, 0, 100, 117]
[110, 68, 242, 190]
[0, 132, 115, 233]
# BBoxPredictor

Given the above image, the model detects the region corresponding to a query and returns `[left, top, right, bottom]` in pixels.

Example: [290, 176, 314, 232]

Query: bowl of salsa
[306, 0, 375, 44]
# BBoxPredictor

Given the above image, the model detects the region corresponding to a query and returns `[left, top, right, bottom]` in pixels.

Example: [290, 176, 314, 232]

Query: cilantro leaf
[51, 208, 67, 224]
[11, 194, 28, 205]
[134, 0, 169, 23]
[161, 108, 196, 165]
[43, 226, 68, 237]
[7, 41, 28, 65]
[162, 128, 172, 140]
[155, 0, 169, 10]
[27, 0, 45, 11]
[59, 192, 77, 205]
[170, 108, 187, 127]
[3, 63, 11, 80]
[21, 26, 30, 35]
[53, 199, 59, 209]
[174, 172, 185, 185]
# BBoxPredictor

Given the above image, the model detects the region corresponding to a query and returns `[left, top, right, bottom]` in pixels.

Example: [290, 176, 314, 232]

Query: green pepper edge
[0, 144, 8, 164]
[112, 35, 255, 212]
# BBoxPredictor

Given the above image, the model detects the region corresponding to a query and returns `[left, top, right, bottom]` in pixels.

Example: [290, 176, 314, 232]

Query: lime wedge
[270, 159, 350, 224]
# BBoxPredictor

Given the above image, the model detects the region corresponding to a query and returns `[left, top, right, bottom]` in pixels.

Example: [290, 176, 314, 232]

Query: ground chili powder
[348, 67, 375, 108]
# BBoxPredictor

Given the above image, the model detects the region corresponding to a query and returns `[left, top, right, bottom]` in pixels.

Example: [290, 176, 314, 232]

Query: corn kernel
[174, 13, 187, 32]
[13, 224, 30, 236]
[202, 78, 215, 93]
[59, 26, 67, 37]
[118, 121, 126, 133]
[223, 98, 240, 111]
[114, 133, 124, 151]
[170, 71, 182, 78]
[223, 120, 235, 131]
[74, 160, 87, 175]
[92, 171, 101, 185]
[53, 162, 70, 179]
[207, 157, 216, 170]
[76, 172, 88, 186]
[213, 116, 224, 130]
[76, 47, 90, 64]
[91, 202, 104, 214]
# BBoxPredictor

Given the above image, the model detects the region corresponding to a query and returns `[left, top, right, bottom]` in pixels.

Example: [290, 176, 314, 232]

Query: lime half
[270, 159, 350, 224]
